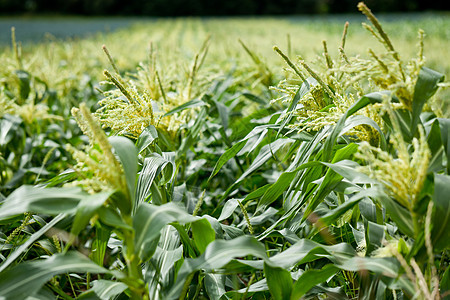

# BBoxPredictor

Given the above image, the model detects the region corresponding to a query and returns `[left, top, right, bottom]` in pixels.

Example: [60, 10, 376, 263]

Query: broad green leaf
[71, 191, 115, 236]
[338, 256, 398, 276]
[222, 138, 294, 198]
[0, 186, 85, 219]
[136, 125, 158, 154]
[251, 207, 278, 225]
[347, 91, 388, 116]
[265, 263, 293, 300]
[77, 290, 101, 299]
[167, 236, 270, 299]
[218, 199, 240, 221]
[244, 184, 271, 202]
[437, 118, 450, 174]
[341, 257, 415, 297]
[319, 188, 375, 226]
[323, 91, 387, 162]
[136, 153, 173, 206]
[162, 98, 206, 117]
[221, 224, 245, 239]
[269, 240, 355, 269]
[208, 139, 246, 181]
[323, 160, 377, 184]
[241, 92, 267, 105]
[441, 266, 450, 300]
[365, 221, 385, 256]
[238, 126, 269, 156]
[0, 252, 109, 300]
[90, 226, 111, 267]
[109, 136, 138, 211]
[256, 169, 298, 212]
[191, 218, 216, 253]
[375, 189, 415, 238]
[303, 143, 359, 220]
[236, 138, 293, 183]
[147, 226, 184, 297]
[290, 264, 339, 299]
[431, 174, 450, 251]
[411, 67, 445, 135]
[426, 119, 445, 173]
[211, 98, 230, 130]
[97, 206, 133, 230]
[133, 203, 197, 262]
[359, 198, 378, 223]
[340, 115, 386, 149]
[178, 107, 207, 155]
[91, 280, 127, 299]
[204, 274, 226, 300]
[16, 70, 31, 101]
[172, 223, 199, 258]
[0, 114, 21, 147]
[229, 108, 271, 142]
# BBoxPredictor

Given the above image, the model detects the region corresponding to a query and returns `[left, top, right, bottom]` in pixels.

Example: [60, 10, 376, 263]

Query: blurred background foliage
[0, 0, 448, 16]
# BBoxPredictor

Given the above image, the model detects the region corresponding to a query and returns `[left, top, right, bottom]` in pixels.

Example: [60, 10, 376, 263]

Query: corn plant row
[0, 3, 449, 300]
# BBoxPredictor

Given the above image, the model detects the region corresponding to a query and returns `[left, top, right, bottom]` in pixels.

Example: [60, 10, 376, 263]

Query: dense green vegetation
[0, 4, 449, 299]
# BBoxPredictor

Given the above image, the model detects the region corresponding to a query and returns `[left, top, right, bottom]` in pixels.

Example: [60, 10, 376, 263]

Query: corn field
[0, 3, 449, 300]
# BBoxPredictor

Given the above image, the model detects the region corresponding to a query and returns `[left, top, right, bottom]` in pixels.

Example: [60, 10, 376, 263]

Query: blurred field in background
[1, 13, 449, 112]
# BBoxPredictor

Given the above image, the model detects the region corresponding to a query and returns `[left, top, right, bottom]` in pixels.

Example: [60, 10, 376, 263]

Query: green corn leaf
[136, 125, 158, 154]
[441, 266, 450, 300]
[236, 138, 293, 183]
[204, 274, 226, 300]
[178, 107, 207, 155]
[167, 236, 270, 299]
[0, 186, 85, 219]
[71, 191, 115, 236]
[223, 138, 293, 198]
[0, 114, 22, 147]
[0, 213, 66, 273]
[133, 203, 198, 262]
[431, 174, 450, 251]
[256, 169, 298, 213]
[437, 118, 450, 174]
[365, 221, 385, 256]
[136, 153, 173, 206]
[162, 98, 206, 117]
[374, 188, 415, 238]
[90, 225, 111, 267]
[218, 199, 240, 221]
[109, 136, 138, 210]
[426, 119, 445, 173]
[338, 256, 399, 276]
[411, 67, 444, 135]
[269, 240, 355, 269]
[290, 264, 339, 299]
[319, 188, 375, 226]
[241, 92, 267, 105]
[322, 91, 387, 162]
[322, 160, 377, 184]
[265, 263, 293, 300]
[208, 139, 246, 181]
[15, 70, 31, 101]
[191, 218, 216, 253]
[303, 143, 359, 221]
[0, 252, 110, 300]
[97, 205, 133, 230]
[91, 280, 127, 299]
